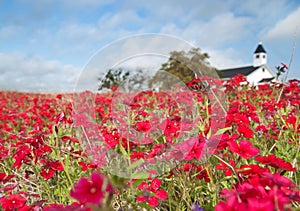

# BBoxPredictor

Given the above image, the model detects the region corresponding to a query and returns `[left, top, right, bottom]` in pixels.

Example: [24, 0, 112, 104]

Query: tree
[98, 68, 130, 91]
[148, 48, 220, 90]
[98, 68, 150, 92]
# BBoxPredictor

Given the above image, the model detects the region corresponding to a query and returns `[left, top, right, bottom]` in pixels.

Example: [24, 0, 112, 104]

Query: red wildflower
[217, 172, 300, 211]
[0, 172, 14, 183]
[184, 138, 205, 161]
[160, 118, 180, 137]
[237, 124, 253, 138]
[247, 198, 274, 211]
[196, 166, 210, 182]
[130, 151, 146, 162]
[228, 140, 259, 159]
[216, 196, 247, 211]
[78, 161, 97, 171]
[40, 160, 64, 180]
[281, 62, 288, 69]
[255, 154, 296, 172]
[70, 172, 113, 205]
[101, 129, 122, 148]
[216, 160, 235, 176]
[136, 178, 168, 207]
[136, 120, 152, 133]
[12, 145, 32, 169]
[73, 113, 89, 127]
[0, 194, 27, 211]
[237, 164, 269, 177]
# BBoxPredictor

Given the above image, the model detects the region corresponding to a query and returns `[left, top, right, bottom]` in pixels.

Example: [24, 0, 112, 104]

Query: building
[219, 43, 276, 85]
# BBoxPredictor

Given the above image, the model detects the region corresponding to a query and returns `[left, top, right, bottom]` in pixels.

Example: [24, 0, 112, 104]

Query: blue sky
[0, 0, 300, 92]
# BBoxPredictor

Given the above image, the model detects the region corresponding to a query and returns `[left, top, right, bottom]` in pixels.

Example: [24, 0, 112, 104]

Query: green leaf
[206, 128, 212, 139]
[214, 127, 232, 135]
[129, 159, 144, 170]
[119, 145, 128, 158]
[131, 171, 149, 179]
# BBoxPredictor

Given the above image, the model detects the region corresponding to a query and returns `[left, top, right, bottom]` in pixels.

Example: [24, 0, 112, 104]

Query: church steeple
[253, 42, 267, 67]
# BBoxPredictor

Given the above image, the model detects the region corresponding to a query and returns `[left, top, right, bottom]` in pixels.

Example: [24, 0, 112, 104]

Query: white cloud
[207, 47, 247, 69]
[0, 52, 80, 92]
[265, 6, 300, 40]
[160, 12, 252, 48]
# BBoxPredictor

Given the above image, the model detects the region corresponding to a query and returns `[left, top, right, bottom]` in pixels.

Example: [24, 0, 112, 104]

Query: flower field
[0, 75, 300, 210]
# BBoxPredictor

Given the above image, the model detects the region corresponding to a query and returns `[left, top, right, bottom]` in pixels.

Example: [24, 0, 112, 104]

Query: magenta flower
[228, 140, 260, 159]
[70, 172, 113, 205]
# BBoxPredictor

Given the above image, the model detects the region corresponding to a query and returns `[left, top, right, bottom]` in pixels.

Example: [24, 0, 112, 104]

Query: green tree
[98, 68, 130, 91]
[98, 68, 150, 92]
[149, 48, 220, 90]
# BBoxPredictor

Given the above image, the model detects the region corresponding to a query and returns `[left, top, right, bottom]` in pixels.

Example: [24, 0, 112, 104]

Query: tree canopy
[149, 48, 220, 90]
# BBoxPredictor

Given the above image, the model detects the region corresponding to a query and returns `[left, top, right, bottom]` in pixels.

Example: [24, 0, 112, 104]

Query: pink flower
[228, 140, 260, 159]
[70, 172, 113, 205]
[136, 120, 152, 133]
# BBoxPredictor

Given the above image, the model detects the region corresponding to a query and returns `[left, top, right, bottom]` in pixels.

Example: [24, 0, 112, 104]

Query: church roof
[254, 44, 266, 53]
[219, 65, 260, 78]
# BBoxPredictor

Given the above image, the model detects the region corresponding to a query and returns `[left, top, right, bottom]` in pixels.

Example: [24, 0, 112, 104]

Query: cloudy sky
[0, 0, 300, 92]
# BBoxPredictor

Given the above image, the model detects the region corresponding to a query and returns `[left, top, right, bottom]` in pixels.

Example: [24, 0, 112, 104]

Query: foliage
[98, 68, 130, 91]
[98, 68, 150, 92]
[149, 48, 220, 90]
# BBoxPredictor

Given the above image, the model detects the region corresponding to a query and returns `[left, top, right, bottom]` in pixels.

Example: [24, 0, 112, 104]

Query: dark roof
[254, 44, 266, 53]
[219, 65, 260, 78]
[258, 77, 275, 83]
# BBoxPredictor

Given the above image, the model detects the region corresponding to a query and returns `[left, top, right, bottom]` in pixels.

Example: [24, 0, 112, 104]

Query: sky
[0, 0, 300, 92]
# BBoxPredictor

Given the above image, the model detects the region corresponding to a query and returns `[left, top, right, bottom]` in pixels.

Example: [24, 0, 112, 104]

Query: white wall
[246, 65, 274, 85]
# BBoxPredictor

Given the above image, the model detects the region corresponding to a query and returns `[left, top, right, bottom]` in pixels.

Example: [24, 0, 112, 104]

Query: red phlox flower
[262, 172, 296, 189]
[54, 111, 65, 124]
[12, 145, 32, 169]
[40, 160, 64, 180]
[217, 172, 300, 211]
[237, 124, 254, 138]
[136, 178, 168, 207]
[247, 198, 274, 211]
[255, 154, 296, 172]
[237, 164, 269, 177]
[216, 160, 235, 176]
[136, 120, 152, 133]
[70, 172, 113, 205]
[0, 172, 14, 183]
[0, 194, 27, 211]
[160, 118, 180, 137]
[78, 161, 97, 171]
[101, 129, 121, 148]
[130, 151, 146, 162]
[216, 195, 247, 211]
[196, 165, 210, 182]
[73, 113, 89, 128]
[184, 139, 205, 161]
[281, 62, 288, 69]
[228, 140, 260, 159]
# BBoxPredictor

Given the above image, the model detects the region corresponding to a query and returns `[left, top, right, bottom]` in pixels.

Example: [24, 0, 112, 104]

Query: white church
[219, 43, 276, 85]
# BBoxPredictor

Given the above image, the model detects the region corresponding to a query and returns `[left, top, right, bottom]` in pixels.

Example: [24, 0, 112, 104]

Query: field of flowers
[0, 74, 299, 211]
